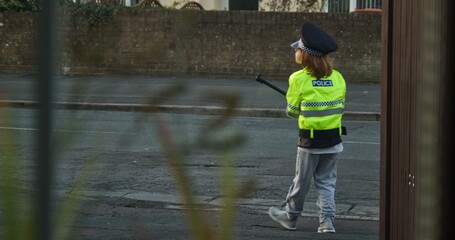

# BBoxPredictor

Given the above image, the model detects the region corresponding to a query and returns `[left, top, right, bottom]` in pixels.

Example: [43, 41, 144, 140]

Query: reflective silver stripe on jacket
[286, 111, 300, 118]
[300, 108, 344, 117]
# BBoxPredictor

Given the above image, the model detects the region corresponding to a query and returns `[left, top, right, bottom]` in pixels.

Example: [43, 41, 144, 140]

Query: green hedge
[0, 0, 40, 11]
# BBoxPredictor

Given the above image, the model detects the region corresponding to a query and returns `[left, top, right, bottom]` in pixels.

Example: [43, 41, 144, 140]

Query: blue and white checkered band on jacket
[302, 45, 324, 57]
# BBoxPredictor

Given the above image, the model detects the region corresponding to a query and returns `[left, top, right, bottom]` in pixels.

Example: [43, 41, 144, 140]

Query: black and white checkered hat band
[291, 39, 324, 57]
[301, 45, 324, 57]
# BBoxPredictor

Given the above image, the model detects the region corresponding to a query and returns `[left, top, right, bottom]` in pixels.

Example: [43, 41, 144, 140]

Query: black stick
[255, 74, 287, 96]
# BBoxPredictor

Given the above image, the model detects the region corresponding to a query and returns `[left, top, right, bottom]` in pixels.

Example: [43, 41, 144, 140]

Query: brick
[0, 10, 380, 83]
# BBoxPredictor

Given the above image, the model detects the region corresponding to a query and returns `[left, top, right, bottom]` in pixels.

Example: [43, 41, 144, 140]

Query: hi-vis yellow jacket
[286, 68, 346, 147]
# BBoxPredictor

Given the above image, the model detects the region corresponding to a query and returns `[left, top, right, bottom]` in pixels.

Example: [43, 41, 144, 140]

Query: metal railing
[356, 0, 382, 9]
[327, 0, 382, 13]
[328, 0, 350, 13]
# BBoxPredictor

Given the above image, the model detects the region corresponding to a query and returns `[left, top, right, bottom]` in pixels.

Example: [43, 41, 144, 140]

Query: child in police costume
[268, 22, 346, 233]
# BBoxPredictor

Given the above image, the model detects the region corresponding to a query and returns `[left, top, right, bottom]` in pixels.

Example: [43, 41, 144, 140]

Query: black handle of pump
[255, 74, 287, 96]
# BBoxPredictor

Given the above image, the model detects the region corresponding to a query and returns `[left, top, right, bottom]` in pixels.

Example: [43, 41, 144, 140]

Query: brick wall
[0, 10, 381, 82]
[0, 12, 38, 73]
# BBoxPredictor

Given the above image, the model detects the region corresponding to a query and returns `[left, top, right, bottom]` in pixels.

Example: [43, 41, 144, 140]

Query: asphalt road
[0, 108, 379, 239]
[0, 74, 380, 239]
[0, 74, 381, 120]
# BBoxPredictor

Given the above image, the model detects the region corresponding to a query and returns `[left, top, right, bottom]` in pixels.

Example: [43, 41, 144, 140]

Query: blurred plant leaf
[154, 116, 215, 240]
[148, 82, 256, 240]
[0, 107, 21, 239]
[54, 136, 103, 240]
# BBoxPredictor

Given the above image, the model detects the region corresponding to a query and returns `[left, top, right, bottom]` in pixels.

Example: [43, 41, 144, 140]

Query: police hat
[290, 23, 338, 56]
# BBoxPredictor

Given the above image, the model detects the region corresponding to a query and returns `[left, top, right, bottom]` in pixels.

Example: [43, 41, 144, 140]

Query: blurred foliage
[1, 2, 256, 238]
[63, 1, 120, 29]
[0, 0, 72, 12]
[0, 105, 103, 240]
[143, 83, 256, 240]
[0, 0, 39, 12]
[0, 108, 24, 239]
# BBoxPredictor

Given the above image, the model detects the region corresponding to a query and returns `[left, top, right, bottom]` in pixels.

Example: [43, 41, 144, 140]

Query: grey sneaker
[268, 207, 297, 230]
[317, 217, 336, 233]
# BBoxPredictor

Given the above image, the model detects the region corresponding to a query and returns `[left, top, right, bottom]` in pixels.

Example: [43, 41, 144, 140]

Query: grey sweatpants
[285, 147, 339, 222]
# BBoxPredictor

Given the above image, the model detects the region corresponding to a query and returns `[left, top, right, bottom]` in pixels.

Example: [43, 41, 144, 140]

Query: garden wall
[0, 10, 381, 82]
